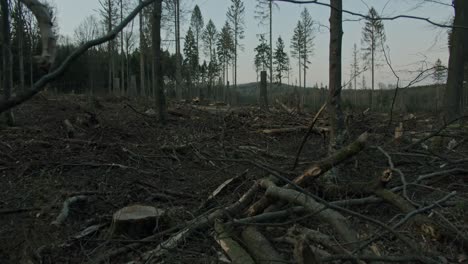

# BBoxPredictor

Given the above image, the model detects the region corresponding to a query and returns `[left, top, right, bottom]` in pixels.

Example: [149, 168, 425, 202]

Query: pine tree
[190, 5, 204, 62]
[254, 34, 270, 75]
[217, 22, 234, 88]
[184, 27, 198, 97]
[226, 0, 245, 94]
[433, 58, 447, 111]
[350, 43, 360, 105]
[299, 8, 314, 89]
[273, 36, 289, 85]
[361, 7, 386, 110]
[291, 21, 304, 89]
[202, 19, 217, 62]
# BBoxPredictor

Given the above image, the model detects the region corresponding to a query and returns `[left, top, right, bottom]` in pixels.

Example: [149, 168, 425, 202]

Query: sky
[52, 0, 454, 88]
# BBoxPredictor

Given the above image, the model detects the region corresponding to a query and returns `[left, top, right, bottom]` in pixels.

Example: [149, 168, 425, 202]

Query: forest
[0, 0, 467, 263]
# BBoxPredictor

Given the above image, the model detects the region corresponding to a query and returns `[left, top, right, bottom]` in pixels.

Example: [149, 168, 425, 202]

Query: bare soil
[1, 94, 467, 263]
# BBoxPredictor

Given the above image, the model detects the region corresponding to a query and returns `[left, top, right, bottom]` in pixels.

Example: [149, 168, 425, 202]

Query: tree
[361, 7, 386, 110]
[299, 8, 314, 90]
[99, 0, 118, 94]
[350, 43, 360, 105]
[226, 0, 245, 98]
[14, 0, 25, 91]
[190, 4, 203, 62]
[152, 0, 166, 122]
[273, 36, 289, 85]
[202, 19, 217, 62]
[183, 27, 198, 97]
[217, 21, 234, 91]
[326, 0, 344, 180]
[444, 0, 468, 119]
[291, 21, 304, 90]
[255, 0, 276, 108]
[254, 34, 270, 75]
[139, 0, 146, 96]
[1, 0, 14, 125]
[433, 58, 447, 84]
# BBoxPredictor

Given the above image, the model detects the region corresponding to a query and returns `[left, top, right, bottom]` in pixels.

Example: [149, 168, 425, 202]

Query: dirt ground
[1, 95, 467, 264]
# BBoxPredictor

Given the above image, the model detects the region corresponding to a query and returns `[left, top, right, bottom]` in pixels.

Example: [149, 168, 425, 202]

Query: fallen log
[215, 220, 255, 264]
[259, 179, 360, 249]
[241, 226, 285, 264]
[246, 133, 369, 216]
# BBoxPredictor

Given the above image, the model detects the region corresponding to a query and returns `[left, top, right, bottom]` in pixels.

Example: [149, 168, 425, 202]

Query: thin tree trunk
[445, 0, 468, 119]
[267, 0, 272, 109]
[139, 0, 145, 96]
[153, 0, 166, 122]
[175, 0, 182, 99]
[371, 45, 374, 110]
[120, 0, 125, 95]
[325, 0, 344, 180]
[1, 0, 14, 125]
[18, 1, 25, 91]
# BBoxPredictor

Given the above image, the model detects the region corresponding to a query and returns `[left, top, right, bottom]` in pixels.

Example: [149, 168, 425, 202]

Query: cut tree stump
[109, 205, 166, 239]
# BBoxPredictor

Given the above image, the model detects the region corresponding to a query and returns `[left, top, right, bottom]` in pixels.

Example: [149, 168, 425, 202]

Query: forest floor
[0, 94, 467, 264]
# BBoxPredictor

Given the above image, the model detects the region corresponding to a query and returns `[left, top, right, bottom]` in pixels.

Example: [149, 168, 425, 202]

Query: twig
[292, 102, 327, 170]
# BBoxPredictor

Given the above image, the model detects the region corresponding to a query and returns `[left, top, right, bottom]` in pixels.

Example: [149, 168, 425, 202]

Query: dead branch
[259, 178, 361, 250]
[292, 102, 327, 169]
[246, 133, 368, 216]
[258, 126, 328, 135]
[321, 254, 439, 264]
[131, 183, 259, 263]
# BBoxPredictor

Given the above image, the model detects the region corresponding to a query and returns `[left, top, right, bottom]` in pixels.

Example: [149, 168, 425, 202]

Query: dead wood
[241, 226, 285, 263]
[259, 179, 361, 250]
[275, 99, 295, 115]
[258, 126, 328, 135]
[130, 183, 259, 263]
[214, 220, 255, 264]
[292, 102, 328, 169]
[246, 133, 368, 216]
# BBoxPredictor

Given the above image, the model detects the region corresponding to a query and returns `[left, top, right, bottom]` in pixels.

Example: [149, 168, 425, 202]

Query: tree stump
[109, 205, 165, 239]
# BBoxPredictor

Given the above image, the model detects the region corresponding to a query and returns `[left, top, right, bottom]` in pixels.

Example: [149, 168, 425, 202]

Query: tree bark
[445, 0, 468, 120]
[152, 0, 166, 123]
[139, 0, 145, 96]
[327, 0, 345, 172]
[1, 0, 14, 125]
[175, 0, 182, 99]
[17, 1, 25, 92]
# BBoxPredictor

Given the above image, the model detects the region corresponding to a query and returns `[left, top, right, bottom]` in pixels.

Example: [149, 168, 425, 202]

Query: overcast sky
[53, 0, 454, 88]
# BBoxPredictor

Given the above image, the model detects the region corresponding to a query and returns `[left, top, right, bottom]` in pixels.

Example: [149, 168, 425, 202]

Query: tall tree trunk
[267, 0, 272, 110]
[175, 0, 182, 99]
[107, 0, 114, 94]
[327, 0, 344, 169]
[139, 0, 145, 96]
[445, 0, 468, 120]
[153, 0, 166, 122]
[1, 0, 14, 125]
[17, 1, 25, 91]
[371, 43, 374, 110]
[120, 0, 125, 95]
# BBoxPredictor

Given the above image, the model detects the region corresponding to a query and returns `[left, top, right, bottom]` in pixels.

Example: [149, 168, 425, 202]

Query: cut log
[241, 226, 285, 264]
[214, 220, 255, 264]
[109, 205, 166, 239]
